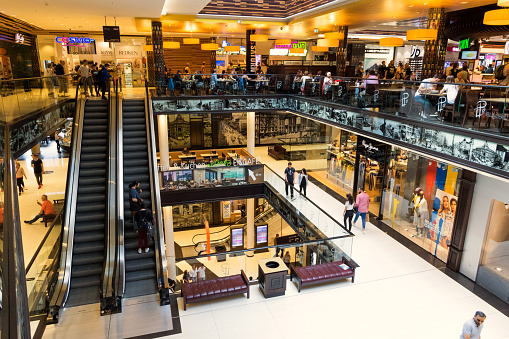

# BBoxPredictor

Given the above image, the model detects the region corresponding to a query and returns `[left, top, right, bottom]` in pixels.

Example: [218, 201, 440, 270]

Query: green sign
[459, 38, 470, 50]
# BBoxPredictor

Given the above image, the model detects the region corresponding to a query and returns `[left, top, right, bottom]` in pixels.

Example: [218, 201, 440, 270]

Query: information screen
[231, 228, 244, 248]
[103, 26, 121, 43]
[460, 50, 478, 60]
[256, 225, 268, 245]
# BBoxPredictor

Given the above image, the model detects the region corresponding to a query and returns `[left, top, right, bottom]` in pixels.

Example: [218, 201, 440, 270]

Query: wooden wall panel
[163, 38, 213, 74]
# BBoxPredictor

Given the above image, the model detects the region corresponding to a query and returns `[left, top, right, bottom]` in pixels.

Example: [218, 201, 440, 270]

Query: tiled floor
[41, 145, 509, 339]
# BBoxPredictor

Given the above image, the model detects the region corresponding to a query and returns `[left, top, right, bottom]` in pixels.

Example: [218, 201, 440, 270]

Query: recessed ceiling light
[460, 1, 468, 3]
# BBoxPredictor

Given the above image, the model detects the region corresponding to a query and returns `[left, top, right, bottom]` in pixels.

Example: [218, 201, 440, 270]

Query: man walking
[24, 195, 56, 224]
[460, 311, 486, 339]
[99, 64, 112, 100]
[55, 60, 68, 97]
[78, 60, 94, 96]
[31, 154, 44, 189]
[353, 187, 370, 234]
[284, 162, 296, 200]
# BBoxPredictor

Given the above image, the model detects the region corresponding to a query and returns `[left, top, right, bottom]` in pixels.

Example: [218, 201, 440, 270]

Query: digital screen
[256, 225, 268, 245]
[216, 60, 225, 67]
[231, 228, 244, 248]
[461, 51, 478, 60]
[103, 26, 121, 43]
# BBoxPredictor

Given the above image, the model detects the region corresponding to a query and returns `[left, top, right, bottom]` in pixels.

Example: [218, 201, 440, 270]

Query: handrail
[115, 81, 125, 298]
[48, 88, 86, 319]
[101, 77, 118, 309]
[145, 83, 170, 301]
[263, 164, 350, 233]
[0, 74, 76, 82]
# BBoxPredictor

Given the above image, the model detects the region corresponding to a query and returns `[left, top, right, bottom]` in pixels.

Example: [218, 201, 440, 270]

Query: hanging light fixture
[406, 29, 438, 41]
[498, 0, 509, 5]
[163, 41, 180, 49]
[250, 34, 268, 42]
[183, 38, 200, 44]
[484, 8, 509, 25]
[289, 48, 305, 54]
[225, 45, 241, 52]
[379, 37, 404, 47]
[312, 46, 329, 52]
[143, 45, 153, 52]
[317, 39, 339, 47]
[275, 39, 291, 45]
[201, 43, 219, 50]
[324, 32, 344, 40]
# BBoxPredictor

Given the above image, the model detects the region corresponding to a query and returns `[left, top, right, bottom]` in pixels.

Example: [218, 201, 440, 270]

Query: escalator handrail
[115, 85, 125, 297]
[49, 94, 86, 310]
[145, 91, 169, 291]
[193, 206, 275, 250]
[101, 78, 118, 300]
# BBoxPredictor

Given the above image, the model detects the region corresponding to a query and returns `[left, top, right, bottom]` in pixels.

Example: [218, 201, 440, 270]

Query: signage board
[256, 225, 268, 246]
[124, 63, 133, 88]
[283, 60, 302, 65]
[231, 226, 244, 249]
[459, 38, 470, 50]
[115, 45, 143, 59]
[103, 26, 121, 43]
[312, 61, 330, 66]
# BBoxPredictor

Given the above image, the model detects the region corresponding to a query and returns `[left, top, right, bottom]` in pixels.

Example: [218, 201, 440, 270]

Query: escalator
[66, 99, 109, 307]
[121, 99, 157, 297]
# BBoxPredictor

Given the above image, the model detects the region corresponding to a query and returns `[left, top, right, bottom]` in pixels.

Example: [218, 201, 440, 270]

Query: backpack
[495, 64, 505, 80]
[137, 210, 153, 231]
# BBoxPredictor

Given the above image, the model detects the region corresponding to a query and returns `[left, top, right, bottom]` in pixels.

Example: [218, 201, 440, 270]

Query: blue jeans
[28, 213, 45, 224]
[353, 212, 367, 229]
[414, 96, 435, 116]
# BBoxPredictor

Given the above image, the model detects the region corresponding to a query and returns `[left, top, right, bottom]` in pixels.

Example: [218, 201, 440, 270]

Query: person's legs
[347, 214, 353, 231]
[25, 213, 45, 224]
[138, 228, 148, 249]
[101, 81, 107, 99]
[285, 182, 289, 196]
[360, 213, 367, 229]
[35, 173, 43, 187]
[303, 183, 307, 197]
[17, 178, 23, 193]
[56, 139, 61, 152]
[290, 183, 294, 198]
[353, 211, 360, 224]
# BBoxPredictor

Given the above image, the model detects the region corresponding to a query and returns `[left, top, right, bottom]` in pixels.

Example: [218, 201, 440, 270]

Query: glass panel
[481, 199, 509, 280]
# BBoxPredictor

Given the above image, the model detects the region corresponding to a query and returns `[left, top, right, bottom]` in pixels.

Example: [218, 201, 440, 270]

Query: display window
[480, 199, 509, 281]
[381, 145, 461, 261]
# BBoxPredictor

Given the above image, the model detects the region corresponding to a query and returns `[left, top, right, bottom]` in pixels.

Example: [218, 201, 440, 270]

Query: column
[152, 21, 165, 95]
[146, 36, 155, 87]
[336, 26, 348, 77]
[246, 198, 255, 255]
[247, 111, 255, 156]
[29, 35, 41, 77]
[210, 37, 216, 74]
[246, 29, 256, 74]
[157, 115, 169, 170]
[163, 206, 176, 280]
[422, 8, 447, 79]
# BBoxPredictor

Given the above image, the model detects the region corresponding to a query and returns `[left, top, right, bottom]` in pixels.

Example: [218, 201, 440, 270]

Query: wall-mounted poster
[256, 224, 268, 246]
[428, 189, 458, 251]
[231, 227, 244, 249]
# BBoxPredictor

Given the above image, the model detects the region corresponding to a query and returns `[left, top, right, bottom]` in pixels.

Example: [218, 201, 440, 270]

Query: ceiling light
[183, 38, 200, 44]
[225, 45, 240, 52]
[484, 8, 509, 25]
[201, 43, 219, 50]
[275, 39, 291, 45]
[312, 46, 329, 52]
[250, 34, 268, 42]
[379, 37, 404, 47]
[324, 32, 344, 40]
[498, 0, 509, 5]
[406, 29, 438, 41]
[290, 48, 305, 54]
[317, 39, 339, 47]
[163, 41, 180, 49]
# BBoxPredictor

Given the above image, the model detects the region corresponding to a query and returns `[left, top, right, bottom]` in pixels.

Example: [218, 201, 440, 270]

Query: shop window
[481, 199, 509, 281]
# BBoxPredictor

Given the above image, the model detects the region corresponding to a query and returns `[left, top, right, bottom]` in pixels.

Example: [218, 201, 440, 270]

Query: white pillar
[247, 111, 255, 156]
[163, 206, 176, 280]
[157, 115, 170, 170]
[246, 198, 255, 253]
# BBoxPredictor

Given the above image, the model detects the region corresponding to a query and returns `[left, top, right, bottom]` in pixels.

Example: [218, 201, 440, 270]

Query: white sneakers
[138, 248, 150, 254]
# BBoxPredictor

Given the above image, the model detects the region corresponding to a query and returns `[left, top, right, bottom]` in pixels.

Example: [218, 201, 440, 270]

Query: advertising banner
[428, 189, 457, 250]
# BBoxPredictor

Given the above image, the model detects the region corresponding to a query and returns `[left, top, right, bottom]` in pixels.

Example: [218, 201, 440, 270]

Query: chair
[461, 90, 480, 127]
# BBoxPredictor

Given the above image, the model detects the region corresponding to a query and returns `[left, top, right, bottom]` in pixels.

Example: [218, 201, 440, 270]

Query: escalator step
[125, 248, 155, 261]
[74, 231, 104, 243]
[76, 213, 105, 223]
[77, 185, 106, 195]
[123, 151, 148, 159]
[77, 178, 105, 187]
[79, 153, 107, 161]
[124, 174, 149, 182]
[76, 202, 106, 213]
[124, 137, 147, 145]
[125, 118, 145, 125]
[79, 161, 106, 169]
[125, 269, 156, 282]
[83, 125, 107, 132]
[124, 278, 157, 298]
[81, 146, 107, 154]
[71, 263, 103, 278]
[81, 139, 107, 146]
[74, 222, 105, 233]
[124, 159, 149, 167]
[70, 275, 101, 289]
[83, 112, 107, 118]
[123, 109, 145, 115]
[122, 130, 146, 138]
[74, 241, 104, 254]
[73, 253, 104, 266]
[123, 144, 148, 152]
[125, 258, 156, 272]
[79, 168, 106, 177]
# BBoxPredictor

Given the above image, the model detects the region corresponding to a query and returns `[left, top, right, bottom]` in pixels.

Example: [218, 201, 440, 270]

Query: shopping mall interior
[1, 0, 509, 338]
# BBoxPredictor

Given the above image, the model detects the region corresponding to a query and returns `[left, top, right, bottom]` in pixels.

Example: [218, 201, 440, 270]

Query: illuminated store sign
[275, 41, 306, 49]
[459, 38, 470, 50]
[15, 33, 24, 44]
[55, 37, 94, 47]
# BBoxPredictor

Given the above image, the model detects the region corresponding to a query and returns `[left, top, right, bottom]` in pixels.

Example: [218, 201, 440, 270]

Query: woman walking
[343, 193, 355, 231]
[298, 168, 308, 197]
[16, 162, 27, 195]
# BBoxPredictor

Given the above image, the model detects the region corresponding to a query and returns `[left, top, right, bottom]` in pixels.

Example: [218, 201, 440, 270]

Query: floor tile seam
[50, 313, 111, 329]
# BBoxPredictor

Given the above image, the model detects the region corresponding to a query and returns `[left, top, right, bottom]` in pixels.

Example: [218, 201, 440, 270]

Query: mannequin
[411, 187, 422, 225]
[416, 190, 429, 237]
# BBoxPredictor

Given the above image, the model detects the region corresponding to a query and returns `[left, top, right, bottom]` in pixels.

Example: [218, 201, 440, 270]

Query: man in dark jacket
[54, 60, 68, 96]
[99, 64, 112, 100]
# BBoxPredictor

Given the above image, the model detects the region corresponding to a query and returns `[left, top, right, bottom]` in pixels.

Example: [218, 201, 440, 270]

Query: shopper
[460, 311, 486, 339]
[189, 264, 198, 282]
[201, 62, 206, 75]
[56, 129, 65, 153]
[356, 61, 364, 78]
[129, 181, 143, 231]
[24, 195, 56, 224]
[168, 278, 176, 293]
[79, 60, 94, 96]
[92, 64, 101, 96]
[298, 168, 308, 197]
[16, 162, 27, 195]
[197, 264, 206, 281]
[459, 64, 470, 83]
[353, 187, 370, 234]
[440, 75, 459, 105]
[183, 270, 191, 284]
[134, 202, 154, 254]
[99, 63, 112, 100]
[274, 233, 282, 257]
[378, 61, 387, 79]
[343, 193, 355, 232]
[283, 251, 291, 267]
[284, 162, 296, 200]
[55, 60, 68, 96]
[31, 154, 44, 189]
[414, 73, 440, 118]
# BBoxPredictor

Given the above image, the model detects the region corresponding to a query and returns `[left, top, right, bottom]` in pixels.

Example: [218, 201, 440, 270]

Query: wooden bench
[290, 257, 359, 292]
[181, 270, 250, 310]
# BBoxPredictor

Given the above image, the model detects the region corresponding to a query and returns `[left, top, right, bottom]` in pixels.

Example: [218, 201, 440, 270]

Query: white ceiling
[0, 0, 166, 33]
[162, 0, 211, 15]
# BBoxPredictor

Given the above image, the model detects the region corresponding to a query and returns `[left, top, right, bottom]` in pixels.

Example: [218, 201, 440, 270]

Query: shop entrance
[190, 119, 204, 148]
[355, 137, 387, 216]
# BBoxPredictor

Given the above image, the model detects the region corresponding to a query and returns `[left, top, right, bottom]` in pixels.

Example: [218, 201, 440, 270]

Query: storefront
[0, 31, 38, 80]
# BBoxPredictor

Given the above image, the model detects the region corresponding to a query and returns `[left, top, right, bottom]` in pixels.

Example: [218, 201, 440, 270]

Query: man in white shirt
[460, 311, 486, 339]
[197, 264, 206, 281]
[78, 59, 94, 96]
[189, 264, 198, 282]
[414, 74, 440, 118]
